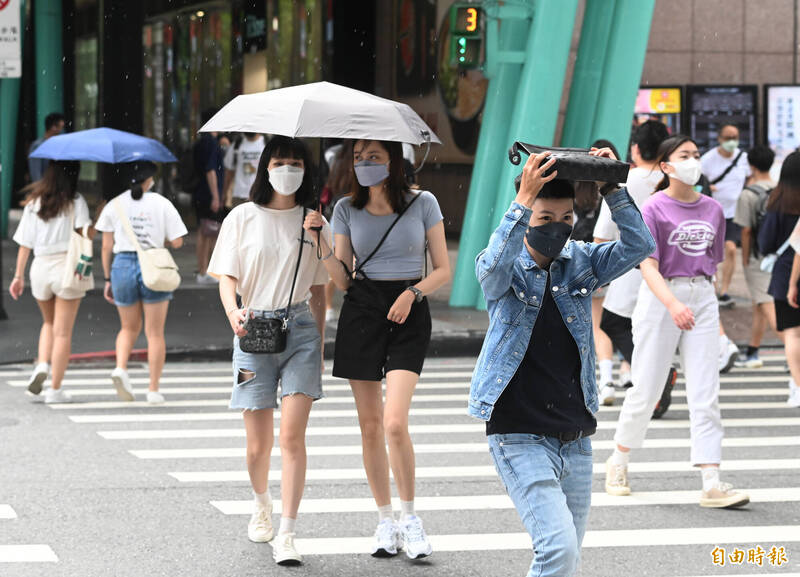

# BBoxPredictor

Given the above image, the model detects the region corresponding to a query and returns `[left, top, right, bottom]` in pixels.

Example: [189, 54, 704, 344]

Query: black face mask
[526, 222, 573, 259]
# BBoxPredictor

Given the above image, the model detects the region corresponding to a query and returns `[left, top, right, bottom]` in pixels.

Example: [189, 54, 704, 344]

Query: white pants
[614, 277, 723, 465]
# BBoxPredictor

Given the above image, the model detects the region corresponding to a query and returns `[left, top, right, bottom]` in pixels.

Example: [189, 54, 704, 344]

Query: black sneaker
[718, 293, 735, 308]
[652, 367, 678, 419]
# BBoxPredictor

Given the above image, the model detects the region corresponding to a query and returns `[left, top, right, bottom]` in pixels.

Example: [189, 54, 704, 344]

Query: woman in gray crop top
[304, 138, 450, 559]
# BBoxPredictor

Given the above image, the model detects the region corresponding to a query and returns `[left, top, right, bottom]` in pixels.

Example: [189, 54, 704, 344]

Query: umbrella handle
[414, 131, 432, 174]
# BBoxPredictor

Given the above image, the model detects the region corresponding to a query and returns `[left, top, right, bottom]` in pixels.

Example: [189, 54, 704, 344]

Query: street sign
[0, 0, 21, 78]
[449, 2, 483, 69]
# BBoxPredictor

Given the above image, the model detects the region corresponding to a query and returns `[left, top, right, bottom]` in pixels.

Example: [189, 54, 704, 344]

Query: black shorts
[724, 218, 741, 245]
[333, 279, 432, 381]
[775, 298, 800, 331]
[599, 308, 634, 364]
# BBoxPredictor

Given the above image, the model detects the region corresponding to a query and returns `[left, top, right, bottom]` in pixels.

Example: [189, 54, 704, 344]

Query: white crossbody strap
[776, 236, 792, 257]
[112, 196, 144, 254]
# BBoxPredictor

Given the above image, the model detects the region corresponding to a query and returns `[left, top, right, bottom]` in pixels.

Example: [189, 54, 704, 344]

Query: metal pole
[559, 0, 617, 148]
[449, 6, 530, 308]
[34, 0, 62, 137]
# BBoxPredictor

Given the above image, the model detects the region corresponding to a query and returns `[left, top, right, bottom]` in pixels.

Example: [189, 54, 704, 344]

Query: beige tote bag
[61, 206, 95, 293]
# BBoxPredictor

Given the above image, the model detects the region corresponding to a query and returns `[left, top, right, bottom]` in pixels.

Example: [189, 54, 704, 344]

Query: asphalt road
[1, 355, 799, 577]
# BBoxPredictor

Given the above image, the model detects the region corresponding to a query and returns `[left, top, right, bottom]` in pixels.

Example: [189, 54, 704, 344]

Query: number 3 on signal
[466, 7, 478, 32]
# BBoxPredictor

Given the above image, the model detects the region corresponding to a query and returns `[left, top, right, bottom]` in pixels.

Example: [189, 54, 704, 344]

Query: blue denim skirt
[111, 252, 173, 307]
[231, 302, 323, 411]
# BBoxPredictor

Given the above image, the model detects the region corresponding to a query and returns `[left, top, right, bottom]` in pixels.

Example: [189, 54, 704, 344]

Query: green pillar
[490, 0, 579, 244]
[560, 0, 617, 148]
[34, 0, 63, 137]
[449, 8, 530, 307]
[0, 0, 25, 239]
[589, 0, 655, 155]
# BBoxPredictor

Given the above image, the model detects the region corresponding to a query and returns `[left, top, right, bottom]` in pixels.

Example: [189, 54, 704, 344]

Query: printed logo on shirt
[667, 219, 716, 257]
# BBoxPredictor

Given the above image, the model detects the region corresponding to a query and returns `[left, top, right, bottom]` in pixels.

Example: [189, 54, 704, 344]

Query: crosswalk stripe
[0, 505, 17, 519]
[129, 436, 800, 460]
[168, 459, 800, 482]
[277, 525, 800, 555]
[0, 545, 58, 563]
[210, 487, 800, 515]
[96, 417, 800, 439]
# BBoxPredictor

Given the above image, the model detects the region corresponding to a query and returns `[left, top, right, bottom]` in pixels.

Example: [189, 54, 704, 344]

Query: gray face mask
[354, 160, 390, 187]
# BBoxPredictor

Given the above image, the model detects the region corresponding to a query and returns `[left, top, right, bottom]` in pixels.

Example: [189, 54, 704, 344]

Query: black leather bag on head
[239, 209, 307, 354]
[343, 193, 423, 315]
[508, 142, 631, 184]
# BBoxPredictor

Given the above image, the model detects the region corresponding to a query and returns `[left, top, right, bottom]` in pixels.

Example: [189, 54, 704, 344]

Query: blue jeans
[488, 433, 593, 577]
[111, 252, 173, 307]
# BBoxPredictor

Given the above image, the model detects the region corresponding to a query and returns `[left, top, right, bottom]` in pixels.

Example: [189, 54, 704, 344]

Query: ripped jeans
[231, 303, 323, 411]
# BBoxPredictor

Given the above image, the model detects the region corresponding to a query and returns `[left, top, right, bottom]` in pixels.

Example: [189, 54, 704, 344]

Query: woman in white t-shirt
[207, 136, 328, 566]
[95, 162, 188, 404]
[10, 161, 91, 404]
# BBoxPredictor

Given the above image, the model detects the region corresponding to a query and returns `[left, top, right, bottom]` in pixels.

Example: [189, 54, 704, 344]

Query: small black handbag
[239, 210, 306, 354]
[508, 142, 631, 184]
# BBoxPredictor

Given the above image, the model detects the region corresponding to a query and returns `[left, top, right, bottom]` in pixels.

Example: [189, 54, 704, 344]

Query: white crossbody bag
[113, 198, 181, 292]
[760, 237, 792, 274]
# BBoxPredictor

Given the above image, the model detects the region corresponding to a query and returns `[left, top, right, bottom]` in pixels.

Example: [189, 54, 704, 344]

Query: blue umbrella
[29, 127, 177, 163]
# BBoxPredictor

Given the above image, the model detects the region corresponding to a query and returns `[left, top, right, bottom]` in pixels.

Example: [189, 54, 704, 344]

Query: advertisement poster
[687, 85, 757, 154]
[0, 0, 22, 78]
[766, 85, 800, 178]
[634, 87, 682, 134]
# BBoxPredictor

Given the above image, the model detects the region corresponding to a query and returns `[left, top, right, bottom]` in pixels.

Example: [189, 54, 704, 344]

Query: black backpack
[745, 182, 773, 257]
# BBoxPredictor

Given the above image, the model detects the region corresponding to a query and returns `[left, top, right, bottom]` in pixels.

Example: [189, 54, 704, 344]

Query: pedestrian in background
[9, 161, 90, 404]
[759, 151, 800, 408]
[733, 145, 781, 369]
[223, 132, 265, 208]
[306, 138, 450, 560]
[27, 112, 65, 183]
[193, 108, 225, 285]
[96, 162, 188, 404]
[209, 136, 328, 566]
[607, 135, 749, 509]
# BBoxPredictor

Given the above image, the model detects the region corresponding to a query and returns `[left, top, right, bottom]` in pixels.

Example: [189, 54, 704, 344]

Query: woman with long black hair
[304, 139, 450, 560]
[10, 161, 90, 403]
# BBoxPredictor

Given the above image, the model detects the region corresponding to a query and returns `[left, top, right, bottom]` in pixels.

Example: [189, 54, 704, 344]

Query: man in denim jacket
[469, 150, 655, 577]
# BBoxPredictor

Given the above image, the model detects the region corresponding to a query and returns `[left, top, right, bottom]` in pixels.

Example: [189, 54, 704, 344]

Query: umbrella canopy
[29, 127, 177, 163]
[199, 81, 441, 146]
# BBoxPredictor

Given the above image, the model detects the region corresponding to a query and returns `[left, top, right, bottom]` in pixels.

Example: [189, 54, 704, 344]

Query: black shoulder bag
[343, 193, 422, 314]
[239, 208, 306, 354]
[709, 150, 744, 186]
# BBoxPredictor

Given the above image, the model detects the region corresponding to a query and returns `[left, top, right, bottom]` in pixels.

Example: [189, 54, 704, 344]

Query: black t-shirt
[193, 133, 224, 202]
[486, 274, 597, 436]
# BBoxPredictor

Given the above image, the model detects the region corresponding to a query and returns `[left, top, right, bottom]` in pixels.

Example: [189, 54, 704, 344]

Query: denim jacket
[468, 188, 656, 421]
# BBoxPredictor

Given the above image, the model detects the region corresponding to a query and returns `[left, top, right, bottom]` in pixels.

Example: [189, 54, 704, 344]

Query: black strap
[709, 150, 744, 185]
[283, 208, 306, 322]
[352, 192, 422, 277]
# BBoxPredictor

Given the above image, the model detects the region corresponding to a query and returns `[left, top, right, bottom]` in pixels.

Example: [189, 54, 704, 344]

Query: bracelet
[104, 277, 111, 282]
[13, 275, 21, 280]
[226, 306, 239, 316]
[320, 247, 334, 261]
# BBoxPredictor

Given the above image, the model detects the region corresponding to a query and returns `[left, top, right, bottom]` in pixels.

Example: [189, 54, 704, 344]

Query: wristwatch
[406, 286, 424, 302]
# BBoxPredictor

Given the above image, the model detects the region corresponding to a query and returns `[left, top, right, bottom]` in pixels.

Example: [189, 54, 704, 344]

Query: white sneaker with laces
[272, 532, 302, 566]
[371, 518, 402, 557]
[31, 387, 49, 403]
[788, 382, 800, 408]
[599, 384, 615, 406]
[27, 362, 49, 395]
[146, 391, 165, 405]
[44, 388, 72, 404]
[248, 500, 274, 543]
[399, 515, 432, 560]
[718, 339, 739, 374]
[111, 367, 135, 402]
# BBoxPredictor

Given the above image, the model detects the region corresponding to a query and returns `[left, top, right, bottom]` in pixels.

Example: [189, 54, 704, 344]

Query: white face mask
[268, 165, 304, 196]
[667, 158, 702, 186]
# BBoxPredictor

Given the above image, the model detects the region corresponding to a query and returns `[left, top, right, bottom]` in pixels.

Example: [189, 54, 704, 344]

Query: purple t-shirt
[642, 192, 726, 278]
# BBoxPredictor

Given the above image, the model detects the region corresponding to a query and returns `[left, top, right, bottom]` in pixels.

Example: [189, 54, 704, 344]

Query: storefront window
[267, 0, 323, 89]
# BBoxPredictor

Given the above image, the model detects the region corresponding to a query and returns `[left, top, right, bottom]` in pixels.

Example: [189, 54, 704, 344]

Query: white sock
[599, 359, 614, 385]
[609, 448, 629, 466]
[701, 468, 720, 492]
[377, 504, 393, 523]
[400, 500, 415, 519]
[254, 490, 271, 508]
[278, 517, 296, 535]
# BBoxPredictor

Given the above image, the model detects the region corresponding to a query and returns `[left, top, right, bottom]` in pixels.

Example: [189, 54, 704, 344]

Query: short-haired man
[469, 150, 655, 577]
[28, 112, 66, 182]
[733, 145, 781, 368]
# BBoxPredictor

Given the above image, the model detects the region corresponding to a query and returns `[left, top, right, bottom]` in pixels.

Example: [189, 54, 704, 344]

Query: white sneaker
[324, 308, 338, 323]
[399, 515, 432, 560]
[111, 367, 135, 402]
[371, 518, 402, 557]
[599, 384, 615, 406]
[31, 387, 49, 403]
[248, 499, 274, 543]
[272, 532, 302, 566]
[788, 382, 800, 408]
[26, 362, 49, 395]
[718, 339, 739, 374]
[44, 388, 72, 404]
[619, 370, 633, 389]
[146, 391, 165, 405]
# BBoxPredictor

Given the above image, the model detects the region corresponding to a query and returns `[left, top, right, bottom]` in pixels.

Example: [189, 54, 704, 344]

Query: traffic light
[450, 3, 483, 69]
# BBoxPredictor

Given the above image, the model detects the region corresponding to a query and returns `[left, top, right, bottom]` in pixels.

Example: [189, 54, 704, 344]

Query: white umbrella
[198, 81, 441, 147]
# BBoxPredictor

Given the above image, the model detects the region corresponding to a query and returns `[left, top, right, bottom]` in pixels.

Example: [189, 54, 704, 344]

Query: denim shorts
[231, 303, 323, 411]
[111, 252, 173, 307]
